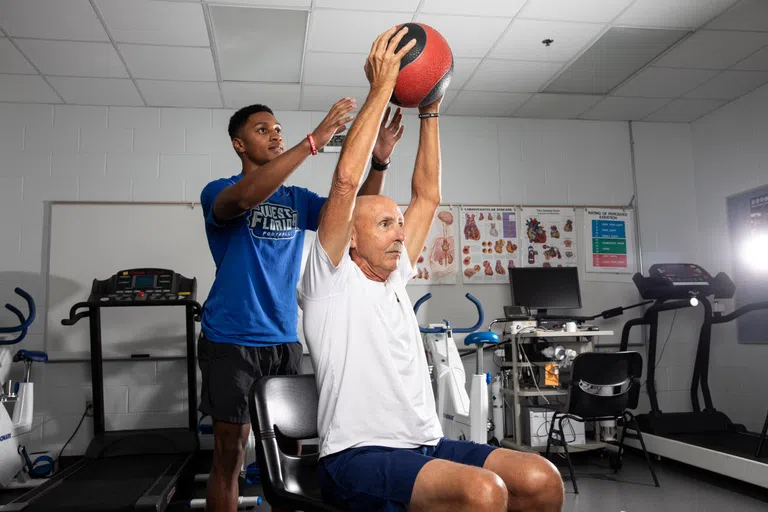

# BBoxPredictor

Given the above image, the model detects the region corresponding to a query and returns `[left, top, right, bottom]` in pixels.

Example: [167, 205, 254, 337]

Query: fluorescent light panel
[210, 6, 307, 83]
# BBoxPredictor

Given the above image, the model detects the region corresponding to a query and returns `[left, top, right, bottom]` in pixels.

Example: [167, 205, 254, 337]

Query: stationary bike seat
[13, 350, 48, 363]
[464, 331, 500, 346]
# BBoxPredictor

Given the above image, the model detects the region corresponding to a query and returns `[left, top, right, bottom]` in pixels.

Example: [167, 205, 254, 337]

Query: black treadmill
[4, 268, 201, 512]
[620, 263, 768, 481]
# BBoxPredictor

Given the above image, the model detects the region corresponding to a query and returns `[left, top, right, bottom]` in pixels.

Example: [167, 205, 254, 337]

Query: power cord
[640, 311, 677, 390]
[58, 402, 91, 465]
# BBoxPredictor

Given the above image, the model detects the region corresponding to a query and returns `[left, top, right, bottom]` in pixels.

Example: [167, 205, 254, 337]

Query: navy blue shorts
[317, 438, 498, 511]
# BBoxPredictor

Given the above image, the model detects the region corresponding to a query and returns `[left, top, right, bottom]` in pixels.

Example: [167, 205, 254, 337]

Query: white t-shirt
[297, 236, 443, 458]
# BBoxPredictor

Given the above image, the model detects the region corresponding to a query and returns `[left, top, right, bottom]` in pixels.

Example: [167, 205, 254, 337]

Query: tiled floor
[215, 451, 768, 511]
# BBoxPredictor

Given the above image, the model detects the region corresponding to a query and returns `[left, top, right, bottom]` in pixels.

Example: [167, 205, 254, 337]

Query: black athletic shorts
[197, 334, 303, 424]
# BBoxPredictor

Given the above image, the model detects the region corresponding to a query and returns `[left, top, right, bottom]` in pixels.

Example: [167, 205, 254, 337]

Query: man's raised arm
[317, 26, 416, 266]
[403, 97, 443, 269]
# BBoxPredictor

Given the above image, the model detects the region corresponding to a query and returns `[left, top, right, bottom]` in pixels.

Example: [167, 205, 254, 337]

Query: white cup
[566, 321, 577, 333]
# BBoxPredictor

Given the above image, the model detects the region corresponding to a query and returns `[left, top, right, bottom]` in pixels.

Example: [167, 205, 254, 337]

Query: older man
[298, 27, 564, 512]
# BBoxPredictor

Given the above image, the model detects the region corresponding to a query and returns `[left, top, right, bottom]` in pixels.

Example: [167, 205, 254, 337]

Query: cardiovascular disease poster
[459, 206, 520, 283]
[584, 208, 636, 274]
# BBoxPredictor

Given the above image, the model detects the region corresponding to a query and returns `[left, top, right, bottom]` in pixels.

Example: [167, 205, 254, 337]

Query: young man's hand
[311, 97, 357, 148]
[372, 106, 404, 164]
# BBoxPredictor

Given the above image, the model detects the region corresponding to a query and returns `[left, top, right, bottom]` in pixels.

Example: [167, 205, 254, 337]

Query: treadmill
[4, 268, 201, 512]
[620, 263, 768, 488]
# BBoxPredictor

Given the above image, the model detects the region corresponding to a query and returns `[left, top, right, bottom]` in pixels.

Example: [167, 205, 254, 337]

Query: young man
[298, 27, 564, 511]
[199, 96, 405, 512]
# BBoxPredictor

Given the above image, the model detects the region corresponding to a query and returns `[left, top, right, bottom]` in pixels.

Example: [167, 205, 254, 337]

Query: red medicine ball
[390, 23, 453, 108]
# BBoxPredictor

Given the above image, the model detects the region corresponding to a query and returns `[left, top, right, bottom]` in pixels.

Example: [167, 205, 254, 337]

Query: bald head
[353, 195, 400, 228]
[350, 195, 405, 280]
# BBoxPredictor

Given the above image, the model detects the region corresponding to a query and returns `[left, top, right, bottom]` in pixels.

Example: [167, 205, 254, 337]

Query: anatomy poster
[520, 207, 576, 268]
[459, 207, 520, 283]
[410, 206, 457, 285]
[584, 208, 636, 274]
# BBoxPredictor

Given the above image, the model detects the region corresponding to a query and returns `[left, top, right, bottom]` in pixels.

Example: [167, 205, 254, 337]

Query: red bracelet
[307, 133, 318, 155]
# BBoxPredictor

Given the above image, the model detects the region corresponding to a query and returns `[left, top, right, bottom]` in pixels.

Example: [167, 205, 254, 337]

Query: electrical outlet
[85, 400, 93, 416]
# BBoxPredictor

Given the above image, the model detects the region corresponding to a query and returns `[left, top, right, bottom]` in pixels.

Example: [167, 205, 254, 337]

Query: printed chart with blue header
[584, 208, 636, 273]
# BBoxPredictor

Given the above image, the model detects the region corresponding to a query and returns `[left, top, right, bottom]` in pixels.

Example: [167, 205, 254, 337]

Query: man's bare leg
[484, 449, 564, 511]
[208, 420, 250, 512]
[410, 459, 508, 512]
[409, 449, 563, 512]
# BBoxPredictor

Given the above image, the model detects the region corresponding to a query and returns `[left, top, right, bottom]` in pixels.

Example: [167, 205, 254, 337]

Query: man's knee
[213, 422, 250, 471]
[517, 455, 564, 506]
[458, 470, 508, 511]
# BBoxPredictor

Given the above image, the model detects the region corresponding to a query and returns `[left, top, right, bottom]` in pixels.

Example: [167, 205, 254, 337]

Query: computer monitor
[509, 267, 582, 314]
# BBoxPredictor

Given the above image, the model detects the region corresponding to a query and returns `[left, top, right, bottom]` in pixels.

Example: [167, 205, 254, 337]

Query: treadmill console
[633, 263, 735, 300]
[89, 268, 197, 303]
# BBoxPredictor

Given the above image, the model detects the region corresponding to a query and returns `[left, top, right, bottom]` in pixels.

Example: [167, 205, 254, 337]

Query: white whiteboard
[45, 202, 315, 360]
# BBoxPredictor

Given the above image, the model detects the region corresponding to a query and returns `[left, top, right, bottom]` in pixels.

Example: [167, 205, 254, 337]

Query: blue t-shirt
[200, 174, 326, 346]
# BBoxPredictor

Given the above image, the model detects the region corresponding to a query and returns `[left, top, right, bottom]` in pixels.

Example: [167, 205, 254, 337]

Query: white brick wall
[1, 102, 639, 455]
[689, 82, 768, 432]
[632, 122, 703, 414]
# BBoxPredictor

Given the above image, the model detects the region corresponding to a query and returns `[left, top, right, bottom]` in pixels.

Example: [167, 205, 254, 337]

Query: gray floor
[235, 452, 768, 511]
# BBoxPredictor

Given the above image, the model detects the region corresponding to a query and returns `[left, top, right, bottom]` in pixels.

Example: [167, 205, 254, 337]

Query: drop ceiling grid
[0, 0, 765, 122]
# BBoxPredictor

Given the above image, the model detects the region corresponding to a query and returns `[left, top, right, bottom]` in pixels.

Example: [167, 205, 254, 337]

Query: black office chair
[248, 374, 341, 512]
[544, 351, 660, 494]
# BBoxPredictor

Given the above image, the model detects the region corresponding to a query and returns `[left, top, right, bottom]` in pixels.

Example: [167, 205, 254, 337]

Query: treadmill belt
[25, 454, 180, 512]
[671, 432, 768, 462]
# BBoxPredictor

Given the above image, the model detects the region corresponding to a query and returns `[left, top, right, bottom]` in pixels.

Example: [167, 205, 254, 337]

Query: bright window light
[742, 234, 768, 273]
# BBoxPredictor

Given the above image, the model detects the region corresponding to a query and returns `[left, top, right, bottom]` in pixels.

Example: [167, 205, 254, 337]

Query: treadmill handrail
[62, 299, 203, 326]
[712, 301, 768, 324]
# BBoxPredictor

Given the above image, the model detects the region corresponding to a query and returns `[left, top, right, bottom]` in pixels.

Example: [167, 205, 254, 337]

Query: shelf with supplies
[500, 328, 614, 453]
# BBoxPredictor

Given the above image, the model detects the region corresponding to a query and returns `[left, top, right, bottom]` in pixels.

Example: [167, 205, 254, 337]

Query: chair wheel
[609, 454, 622, 470]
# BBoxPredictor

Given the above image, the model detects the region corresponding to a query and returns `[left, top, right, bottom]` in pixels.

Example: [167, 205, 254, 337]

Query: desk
[500, 328, 614, 453]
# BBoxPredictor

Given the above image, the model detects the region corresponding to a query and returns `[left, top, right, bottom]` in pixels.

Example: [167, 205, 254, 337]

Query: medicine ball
[389, 23, 453, 108]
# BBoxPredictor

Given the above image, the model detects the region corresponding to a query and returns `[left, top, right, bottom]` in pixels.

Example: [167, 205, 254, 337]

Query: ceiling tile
[544, 27, 691, 95]
[308, 10, 406, 54]
[94, 0, 209, 46]
[414, 14, 512, 58]
[137, 80, 222, 108]
[518, 0, 634, 23]
[301, 85, 370, 111]
[579, 96, 669, 120]
[0, 39, 36, 74]
[655, 30, 768, 69]
[211, 6, 306, 82]
[464, 60, 560, 93]
[513, 93, 602, 119]
[48, 77, 142, 106]
[707, 0, 768, 31]
[315, 0, 419, 12]
[304, 53, 367, 87]
[420, 0, 527, 17]
[447, 91, 532, 116]
[16, 40, 127, 78]
[0, 74, 61, 103]
[221, 82, 300, 110]
[449, 58, 482, 90]
[490, 20, 605, 62]
[612, 67, 718, 98]
[683, 70, 768, 100]
[644, 98, 725, 122]
[206, 0, 310, 6]
[0, 0, 107, 41]
[733, 47, 768, 71]
[616, 0, 739, 29]
[120, 45, 217, 81]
